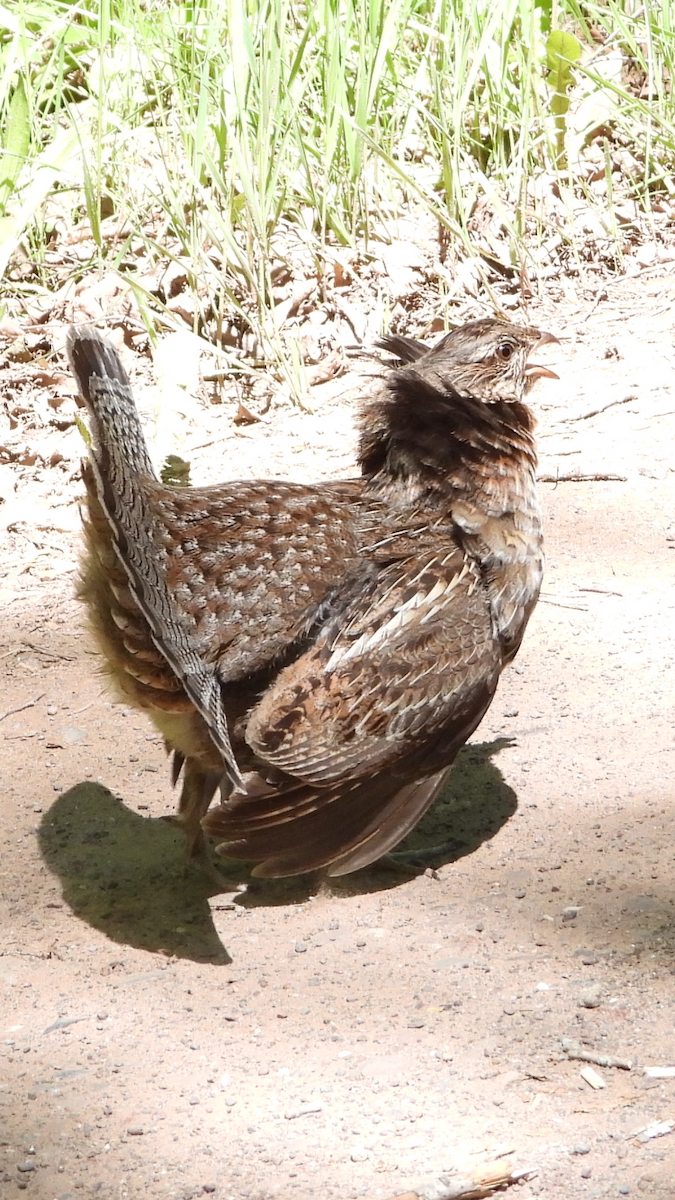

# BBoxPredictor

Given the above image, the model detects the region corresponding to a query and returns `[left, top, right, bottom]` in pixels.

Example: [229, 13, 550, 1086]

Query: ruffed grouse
[68, 318, 557, 878]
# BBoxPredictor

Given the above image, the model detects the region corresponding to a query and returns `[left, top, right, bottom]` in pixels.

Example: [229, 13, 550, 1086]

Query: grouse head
[362, 317, 559, 486]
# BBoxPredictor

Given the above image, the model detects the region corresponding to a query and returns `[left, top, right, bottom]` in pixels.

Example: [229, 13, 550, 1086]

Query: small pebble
[562, 906, 580, 922]
[96, 1012, 108, 1021]
[581, 953, 598, 966]
[294, 942, 307, 954]
[618, 1188, 630, 1196]
[572, 1143, 591, 1155]
[224, 1097, 237, 1107]
[202, 1185, 216, 1194]
[127, 1126, 144, 1136]
[475, 922, 484, 932]
[579, 984, 603, 1009]
[408, 1018, 425, 1028]
[515, 890, 526, 899]
[17, 1162, 36, 1173]
[503, 1003, 517, 1016]
[350, 1146, 369, 1162]
[580, 1166, 592, 1178]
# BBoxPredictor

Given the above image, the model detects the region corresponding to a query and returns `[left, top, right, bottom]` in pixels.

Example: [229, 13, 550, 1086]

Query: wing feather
[244, 548, 500, 787]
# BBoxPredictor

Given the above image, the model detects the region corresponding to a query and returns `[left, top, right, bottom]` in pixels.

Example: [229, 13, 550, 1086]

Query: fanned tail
[68, 327, 244, 789]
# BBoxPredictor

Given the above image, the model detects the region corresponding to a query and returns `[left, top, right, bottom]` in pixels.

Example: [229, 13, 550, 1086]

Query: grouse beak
[525, 331, 560, 382]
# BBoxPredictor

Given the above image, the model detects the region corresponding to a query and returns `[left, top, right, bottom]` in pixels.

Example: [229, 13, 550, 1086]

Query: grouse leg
[162, 758, 236, 885]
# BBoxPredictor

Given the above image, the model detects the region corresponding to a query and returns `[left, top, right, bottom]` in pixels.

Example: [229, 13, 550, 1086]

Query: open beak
[525, 330, 560, 382]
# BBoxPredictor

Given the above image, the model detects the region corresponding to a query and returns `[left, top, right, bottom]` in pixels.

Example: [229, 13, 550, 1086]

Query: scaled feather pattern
[68, 318, 558, 877]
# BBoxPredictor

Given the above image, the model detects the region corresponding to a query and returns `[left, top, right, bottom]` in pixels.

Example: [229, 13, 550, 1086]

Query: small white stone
[350, 1145, 370, 1162]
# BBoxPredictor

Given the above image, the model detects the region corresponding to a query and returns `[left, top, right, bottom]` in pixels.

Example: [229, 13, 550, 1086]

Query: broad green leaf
[546, 30, 582, 90]
[0, 76, 30, 213]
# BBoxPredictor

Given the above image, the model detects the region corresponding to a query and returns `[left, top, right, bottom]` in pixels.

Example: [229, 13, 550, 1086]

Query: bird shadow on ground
[237, 737, 518, 908]
[38, 783, 237, 964]
[39, 738, 517, 942]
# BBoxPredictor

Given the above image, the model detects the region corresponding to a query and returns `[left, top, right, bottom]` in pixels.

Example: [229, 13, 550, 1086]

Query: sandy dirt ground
[2, 272, 675, 1200]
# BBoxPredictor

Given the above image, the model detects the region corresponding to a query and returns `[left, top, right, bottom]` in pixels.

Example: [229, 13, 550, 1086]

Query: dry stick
[562, 1039, 633, 1071]
[578, 586, 623, 597]
[560, 394, 637, 422]
[537, 472, 627, 483]
[72, 696, 101, 716]
[22, 639, 75, 662]
[638, 409, 675, 422]
[387, 1159, 538, 1200]
[0, 691, 46, 723]
[568, 1048, 634, 1071]
[538, 598, 589, 611]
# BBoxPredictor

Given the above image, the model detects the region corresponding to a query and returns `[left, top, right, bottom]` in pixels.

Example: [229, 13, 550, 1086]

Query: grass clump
[1, 0, 673, 387]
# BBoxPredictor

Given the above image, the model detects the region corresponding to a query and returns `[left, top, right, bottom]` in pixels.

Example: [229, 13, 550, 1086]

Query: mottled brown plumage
[68, 318, 557, 878]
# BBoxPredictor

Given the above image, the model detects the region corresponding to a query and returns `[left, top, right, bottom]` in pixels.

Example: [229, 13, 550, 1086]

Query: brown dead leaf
[333, 260, 352, 287]
[273, 279, 317, 328]
[5, 338, 33, 363]
[234, 401, 260, 425]
[306, 349, 344, 386]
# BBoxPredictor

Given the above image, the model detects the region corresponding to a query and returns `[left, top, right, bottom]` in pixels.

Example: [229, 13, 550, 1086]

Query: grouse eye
[495, 342, 514, 360]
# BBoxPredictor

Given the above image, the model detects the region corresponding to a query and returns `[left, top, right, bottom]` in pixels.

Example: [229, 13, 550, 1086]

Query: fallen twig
[72, 694, 103, 716]
[537, 472, 627, 483]
[387, 1158, 538, 1200]
[562, 1038, 633, 1071]
[577, 586, 623, 597]
[22, 639, 75, 662]
[284, 1102, 322, 1120]
[560, 394, 636, 422]
[0, 691, 45, 723]
[538, 598, 589, 611]
[43, 1015, 90, 1035]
